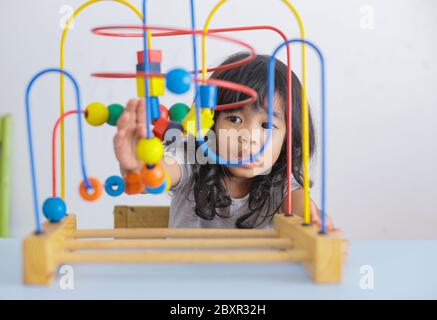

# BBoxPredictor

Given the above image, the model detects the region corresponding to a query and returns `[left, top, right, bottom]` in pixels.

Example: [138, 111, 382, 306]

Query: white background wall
[1, 0, 436, 239]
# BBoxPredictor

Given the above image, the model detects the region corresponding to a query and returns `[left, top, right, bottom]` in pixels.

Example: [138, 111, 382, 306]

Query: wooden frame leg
[274, 214, 343, 283]
[23, 215, 76, 285]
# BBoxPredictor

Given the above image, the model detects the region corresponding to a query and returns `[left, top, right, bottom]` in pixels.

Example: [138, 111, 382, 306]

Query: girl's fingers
[135, 98, 147, 137]
[117, 99, 137, 130]
[135, 98, 146, 124]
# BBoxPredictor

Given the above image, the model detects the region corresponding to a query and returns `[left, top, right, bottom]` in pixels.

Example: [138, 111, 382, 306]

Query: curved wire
[269, 39, 326, 233]
[142, 0, 153, 138]
[201, 0, 309, 219]
[188, 1, 273, 169]
[59, 0, 146, 199]
[26, 68, 91, 233]
[52, 110, 84, 198]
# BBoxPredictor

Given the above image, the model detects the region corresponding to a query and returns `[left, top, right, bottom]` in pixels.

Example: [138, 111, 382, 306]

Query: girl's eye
[262, 122, 278, 129]
[226, 115, 242, 124]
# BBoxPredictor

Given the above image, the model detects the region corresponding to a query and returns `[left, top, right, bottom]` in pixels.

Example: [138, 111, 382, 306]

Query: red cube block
[137, 50, 162, 64]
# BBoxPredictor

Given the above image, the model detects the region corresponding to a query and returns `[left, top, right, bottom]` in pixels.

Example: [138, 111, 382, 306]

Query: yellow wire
[59, 0, 150, 199]
[201, 1, 310, 224]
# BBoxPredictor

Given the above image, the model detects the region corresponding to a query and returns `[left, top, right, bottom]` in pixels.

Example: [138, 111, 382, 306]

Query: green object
[107, 103, 124, 126]
[0, 114, 12, 237]
[169, 103, 190, 123]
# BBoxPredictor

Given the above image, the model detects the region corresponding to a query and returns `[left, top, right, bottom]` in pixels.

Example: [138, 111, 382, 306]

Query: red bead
[159, 104, 169, 120]
[152, 117, 170, 141]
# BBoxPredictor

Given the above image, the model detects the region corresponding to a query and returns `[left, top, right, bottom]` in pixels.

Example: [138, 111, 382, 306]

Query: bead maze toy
[23, 0, 344, 285]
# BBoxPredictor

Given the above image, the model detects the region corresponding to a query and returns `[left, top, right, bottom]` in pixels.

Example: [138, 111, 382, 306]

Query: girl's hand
[310, 200, 336, 232]
[113, 98, 146, 174]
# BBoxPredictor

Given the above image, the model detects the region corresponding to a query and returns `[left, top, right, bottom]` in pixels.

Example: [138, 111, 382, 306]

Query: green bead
[169, 103, 190, 123]
[107, 103, 125, 126]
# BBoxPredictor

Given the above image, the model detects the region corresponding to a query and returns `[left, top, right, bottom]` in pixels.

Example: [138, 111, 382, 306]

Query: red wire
[91, 25, 256, 75]
[52, 109, 83, 197]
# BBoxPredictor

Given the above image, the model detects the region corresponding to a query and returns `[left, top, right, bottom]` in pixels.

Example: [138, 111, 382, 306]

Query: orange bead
[124, 172, 145, 195]
[79, 177, 103, 201]
[140, 163, 165, 188]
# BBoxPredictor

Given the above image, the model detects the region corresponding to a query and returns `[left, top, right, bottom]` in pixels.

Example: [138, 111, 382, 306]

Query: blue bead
[145, 179, 167, 194]
[149, 97, 161, 121]
[200, 85, 218, 109]
[166, 68, 192, 94]
[104, 175, 126, 197]
[42, 197, 67, 222]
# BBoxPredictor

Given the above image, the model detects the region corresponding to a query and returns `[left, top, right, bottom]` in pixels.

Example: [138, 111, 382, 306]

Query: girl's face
[214, 96, 286, 178]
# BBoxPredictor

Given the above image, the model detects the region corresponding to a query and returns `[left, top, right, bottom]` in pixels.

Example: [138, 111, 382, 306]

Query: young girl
[114, 52, 335, 230]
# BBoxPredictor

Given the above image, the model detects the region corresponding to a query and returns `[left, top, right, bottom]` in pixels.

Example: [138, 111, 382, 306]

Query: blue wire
[188, 0, 273, 167]
[25, 68, 91, 233]
[142, 0, 152, 138]
[268, 39, 327, 234]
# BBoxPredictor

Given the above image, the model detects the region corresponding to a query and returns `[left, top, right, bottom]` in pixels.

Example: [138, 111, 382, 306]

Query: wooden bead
[200, 85, 218, 109]
[150, 77, 165, 96]
[150, 97, 161, 121]
[152, 117, 170, 141]
[141, 163, 165, 188]
[136, 76, 145, 97]
[124, 172, 144, 195]
[137, 50, 162, 64]
[182, 107, 215, 137]
[158, 104, 169, 120]
[42, 197, 66, 222]
[79, 177, 103, 201]
[137, 62, 161, 73]
[136, 76, 165, 97]
[104, 175, 125, 197]
[145, 179, 167, 194]
[169, 103, 190, 123]
[106, 104, 124, 126]
[136, 137, 164, 165]
[164, 172, 171, 192]
[166, 68, 191, 94]
[85, 102, 108, 126]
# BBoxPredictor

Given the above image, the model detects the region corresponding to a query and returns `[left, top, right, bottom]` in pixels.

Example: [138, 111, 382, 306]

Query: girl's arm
[114, 98, 182, 192]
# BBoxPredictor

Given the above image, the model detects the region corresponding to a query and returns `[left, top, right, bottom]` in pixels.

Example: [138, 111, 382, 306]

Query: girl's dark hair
[182, 52, 315, 228]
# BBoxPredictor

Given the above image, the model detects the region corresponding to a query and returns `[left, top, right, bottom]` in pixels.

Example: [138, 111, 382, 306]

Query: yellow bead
[150, 76, 165, 96]
[85, 102, 108, 126]
[136, 137, 164, 165]
[164, 172, 171, 192]
[136, 76, 145, 97]
[136, 76, 165, 97]
[182, 107, 215, 137]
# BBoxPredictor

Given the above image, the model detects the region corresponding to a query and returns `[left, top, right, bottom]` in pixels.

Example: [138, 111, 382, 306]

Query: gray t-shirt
[166, 139, 301, 229]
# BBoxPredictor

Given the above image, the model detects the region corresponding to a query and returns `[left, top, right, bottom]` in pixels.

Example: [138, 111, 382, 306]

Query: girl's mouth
[236, 153, 258, 168]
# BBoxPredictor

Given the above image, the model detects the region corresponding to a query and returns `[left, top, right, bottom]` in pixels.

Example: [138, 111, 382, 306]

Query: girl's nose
[238, 132, 260, 147]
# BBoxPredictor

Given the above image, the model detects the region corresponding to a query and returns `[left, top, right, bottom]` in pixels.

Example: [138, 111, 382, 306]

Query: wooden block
[23, 215, 77, 285]
[273, 214, 344, 283]
[150, 76, 165, 96]
[136, 77, 165, 97]
[114, 206, 170, 228]
[137, 50, 162, 64]
[137, 62, 161, 73]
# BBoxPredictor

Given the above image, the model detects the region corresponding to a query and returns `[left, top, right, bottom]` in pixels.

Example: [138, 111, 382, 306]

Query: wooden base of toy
[23, 210, 344, 285]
